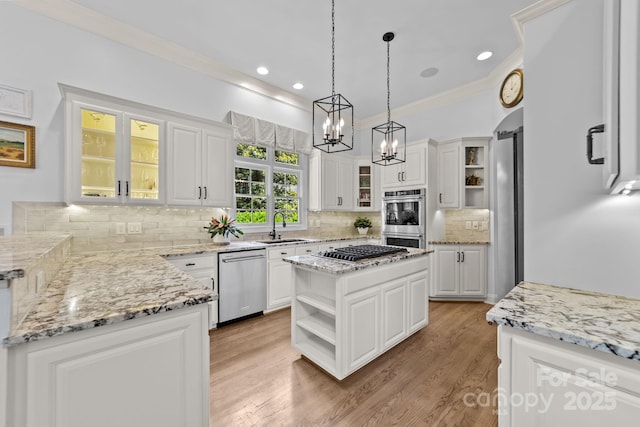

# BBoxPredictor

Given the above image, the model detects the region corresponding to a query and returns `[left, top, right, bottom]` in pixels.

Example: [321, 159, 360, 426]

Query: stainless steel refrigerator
[494, 126, 524, 296]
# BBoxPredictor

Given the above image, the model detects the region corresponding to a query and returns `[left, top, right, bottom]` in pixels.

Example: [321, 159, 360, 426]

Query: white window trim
[233, 145, 308, 233]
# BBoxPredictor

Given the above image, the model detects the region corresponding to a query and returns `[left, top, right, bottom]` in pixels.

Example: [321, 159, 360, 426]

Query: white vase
[213, 234, 230, 244]
[357, 227, 369, 235]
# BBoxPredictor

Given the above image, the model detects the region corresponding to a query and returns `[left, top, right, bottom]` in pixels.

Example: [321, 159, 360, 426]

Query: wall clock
[499, 68, 524, 108]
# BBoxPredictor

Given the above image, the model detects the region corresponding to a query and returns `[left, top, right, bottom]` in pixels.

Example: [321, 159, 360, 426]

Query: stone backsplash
[444, 209, 490, 242]
[12, 202, 381, 254]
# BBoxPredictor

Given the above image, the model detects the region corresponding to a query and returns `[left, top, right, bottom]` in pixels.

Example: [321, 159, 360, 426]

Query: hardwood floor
[209, 301, 498, 426]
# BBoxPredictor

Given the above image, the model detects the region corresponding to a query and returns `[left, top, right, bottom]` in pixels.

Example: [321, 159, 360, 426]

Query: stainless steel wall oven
[382, 188, 426, 248]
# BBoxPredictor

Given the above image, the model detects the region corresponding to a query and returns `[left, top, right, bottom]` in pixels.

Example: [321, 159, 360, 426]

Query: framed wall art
[0, 121, 35, 168]
[0, 84, 32, 119]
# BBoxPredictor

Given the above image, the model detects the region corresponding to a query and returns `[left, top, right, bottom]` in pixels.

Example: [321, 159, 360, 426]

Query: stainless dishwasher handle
[221, 254, 266, 263]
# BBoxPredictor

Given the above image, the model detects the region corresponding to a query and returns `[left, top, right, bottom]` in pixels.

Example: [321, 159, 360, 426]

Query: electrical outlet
[472, 221, 479, 230]
[127, 222, 142, 234]
[116, 223, 126, 235]
[481, 221, 488, 231]
[465, 221, 472, 230]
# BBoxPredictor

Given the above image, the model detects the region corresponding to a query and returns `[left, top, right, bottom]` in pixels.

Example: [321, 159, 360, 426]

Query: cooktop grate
[320, 244, 408, 262]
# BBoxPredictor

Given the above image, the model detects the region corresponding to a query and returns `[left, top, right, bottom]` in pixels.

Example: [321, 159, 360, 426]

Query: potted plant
[204, 214, 244, 244]
[354, 216, 372, 235]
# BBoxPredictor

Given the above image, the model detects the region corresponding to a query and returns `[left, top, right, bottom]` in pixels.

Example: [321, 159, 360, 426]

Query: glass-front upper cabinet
[67, 99, 165, 205]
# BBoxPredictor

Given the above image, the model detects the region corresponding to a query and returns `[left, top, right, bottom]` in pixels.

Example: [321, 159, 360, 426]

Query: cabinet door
[125, 114, 164, 204]
[321, 156, 341, 210]
[344, 289, 380, 373]
[267, 260, 293, 309]
[437, 143, 460, 208]
[338, 157, 355, 210]
[381, 162, 404, 188]
[166, 123, 203, 206]
[381, 280, 407, 350]
[201, 127, 233, 207]
[459, 245, 486, 296]
[433, 246, 460, 296]
[402, 144, 427, 187]
[408, 273, 428, 333]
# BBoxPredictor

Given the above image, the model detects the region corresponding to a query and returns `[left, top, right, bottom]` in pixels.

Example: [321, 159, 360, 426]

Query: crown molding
[511, 0, 573, 43]
[12, 0, 311, 112]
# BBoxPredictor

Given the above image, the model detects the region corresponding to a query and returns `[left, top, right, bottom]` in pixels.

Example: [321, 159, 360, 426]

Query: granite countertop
[429, 240, 490, 245]
[1, 234, 377, 346]
[486, 282, 640, 361]
[283, 247, 432, 275]
[0, 234, 71, 280]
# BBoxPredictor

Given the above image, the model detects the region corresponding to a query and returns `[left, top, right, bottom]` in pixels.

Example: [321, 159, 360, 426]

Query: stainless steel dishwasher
[218, 249, 267, 324]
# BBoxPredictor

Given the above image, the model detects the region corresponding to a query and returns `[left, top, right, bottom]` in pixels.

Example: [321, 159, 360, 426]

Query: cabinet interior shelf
[297, 293, 336, 316]
[295, 335, 336, 369]
[131, 160, 159, 167]
[464, 165, 484, 169]
[82, 155, 115, 163]
[465, 186, 485, 189]
[82, 127, 115, 137]
[296, 312, 336, 345]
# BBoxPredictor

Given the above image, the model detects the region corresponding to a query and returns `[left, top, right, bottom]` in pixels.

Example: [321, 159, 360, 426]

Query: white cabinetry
[431, 244, 486, 299]
[381, 143, 427, 189]
[166, 253, 218, 328]
[62, 87, 166, 205]
[497, 325, 640, 426]
[266, 246, 295, 311]
[355, 159, 381, 211]
[437, 137, 490, 209]
[5, 306, 210, 427]
[322, 155, 355, 210]
[292, 256, 428, 380]
[166, 122, 233, 207]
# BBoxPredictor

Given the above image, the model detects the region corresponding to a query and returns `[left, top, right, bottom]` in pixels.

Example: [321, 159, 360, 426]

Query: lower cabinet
[497, 325, 640, 426]
[6, 306, 210, 427]
[267, 246, 296, 311]
[431, 244, 486, 299]
[165, 253, 218, 328]
[292, 256, 429, 380]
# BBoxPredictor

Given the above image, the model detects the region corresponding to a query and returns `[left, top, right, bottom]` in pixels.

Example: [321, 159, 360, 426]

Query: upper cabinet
[321, 154, 354, 210]
[381, 143, 427, 190]
[62, 85, 233, 207]
[355, 159, 381, 211]
[437, 137, 490, 209]
[166, 122, 233, 207]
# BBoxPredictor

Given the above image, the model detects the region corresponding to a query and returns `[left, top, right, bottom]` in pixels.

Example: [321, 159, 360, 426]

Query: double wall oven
[382, 188, 426, 248]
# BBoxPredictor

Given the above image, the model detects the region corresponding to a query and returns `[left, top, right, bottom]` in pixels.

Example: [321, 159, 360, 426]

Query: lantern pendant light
[312, 0, 354, 153]
[372, 32, 406, 166]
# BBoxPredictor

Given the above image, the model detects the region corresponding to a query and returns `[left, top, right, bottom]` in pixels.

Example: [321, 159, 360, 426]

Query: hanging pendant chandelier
[372, 32, 406, 166]
[312, 0, 354, 153]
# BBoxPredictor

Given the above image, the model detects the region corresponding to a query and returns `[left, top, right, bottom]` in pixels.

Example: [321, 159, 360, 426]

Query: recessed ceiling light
[293, 82, 304, 90]
[476, 51, 493, 61]
[256, 66, 269, 75]
[420, 67, 439, 78]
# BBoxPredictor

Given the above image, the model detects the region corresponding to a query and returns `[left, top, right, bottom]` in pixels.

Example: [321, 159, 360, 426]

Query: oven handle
[382, 196, 424, 204]
[382, 232, 424, 238]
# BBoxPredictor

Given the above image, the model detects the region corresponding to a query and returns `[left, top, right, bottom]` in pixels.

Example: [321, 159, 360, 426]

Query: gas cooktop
[320, 245, 408, 262]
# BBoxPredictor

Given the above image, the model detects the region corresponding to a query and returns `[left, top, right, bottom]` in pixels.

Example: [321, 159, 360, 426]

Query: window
[234, 143, 306, 229]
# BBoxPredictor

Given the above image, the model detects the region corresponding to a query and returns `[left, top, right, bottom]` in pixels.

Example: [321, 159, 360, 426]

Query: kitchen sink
[257, 239, 311, 245]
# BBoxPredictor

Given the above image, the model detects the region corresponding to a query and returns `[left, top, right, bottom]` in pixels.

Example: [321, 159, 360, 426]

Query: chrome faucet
[268, 211, 286, 240]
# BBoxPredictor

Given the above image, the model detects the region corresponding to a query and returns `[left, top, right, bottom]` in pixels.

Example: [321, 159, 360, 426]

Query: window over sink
[234, 142, 306, 230]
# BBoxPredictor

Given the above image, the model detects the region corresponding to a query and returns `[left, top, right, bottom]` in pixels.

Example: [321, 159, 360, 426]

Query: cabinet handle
[117, 180, 121, 196]
[280, 251, 288, 255]
[185, 263, 196, 266]
[211, 277, 215, 291]
[402, 171, 406, 181]
[204, 186, 208, 199]
[586, 124, 605, 165]
[306, 249, 312, 253]
[439, 193, 443, 203]
[397, 172, 401, 182]
[457, 251, 460, 262]
[461, 252, 465, 263]
[198, 186, 202, 199]
[125, 181, 129, 197]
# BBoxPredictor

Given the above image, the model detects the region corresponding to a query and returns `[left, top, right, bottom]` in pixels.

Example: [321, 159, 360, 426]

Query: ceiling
[67, 0, 538, 120]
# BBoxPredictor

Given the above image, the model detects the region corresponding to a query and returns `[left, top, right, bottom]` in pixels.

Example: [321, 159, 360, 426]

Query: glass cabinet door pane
[81, 109, 117, 198]
[129, 119, 159, 200]
[358, 165, 371, 207]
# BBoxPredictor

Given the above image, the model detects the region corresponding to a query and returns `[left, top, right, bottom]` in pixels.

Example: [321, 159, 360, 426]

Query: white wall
[523, 0, 640, 298]
[0, 3, 309, 232]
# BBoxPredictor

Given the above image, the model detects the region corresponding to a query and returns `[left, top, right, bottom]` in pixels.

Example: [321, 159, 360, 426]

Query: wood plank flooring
[209, 301, 498, 426]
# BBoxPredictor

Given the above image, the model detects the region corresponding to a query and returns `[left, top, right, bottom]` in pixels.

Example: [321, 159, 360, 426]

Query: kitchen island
[284, 245, 431, 380]
[487, 282, 640, 426]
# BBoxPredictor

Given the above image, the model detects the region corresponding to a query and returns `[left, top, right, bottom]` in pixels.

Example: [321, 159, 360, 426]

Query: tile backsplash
[443, 209, 490, 241]
[12, 202, 381, 254]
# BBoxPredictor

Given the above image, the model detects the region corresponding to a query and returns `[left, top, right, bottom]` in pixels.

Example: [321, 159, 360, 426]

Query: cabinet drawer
[295, 244, 319, 255]
[268, 247, 295, 260]
[166, 254, 217, 271]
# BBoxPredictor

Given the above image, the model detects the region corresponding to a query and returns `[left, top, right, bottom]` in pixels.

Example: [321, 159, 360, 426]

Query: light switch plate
[116, 223, 126, 235]
[127, 222, 142, 234]
[465, 221, 472, 230]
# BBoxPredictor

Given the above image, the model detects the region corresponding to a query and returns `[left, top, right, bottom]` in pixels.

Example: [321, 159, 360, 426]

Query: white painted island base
[291, 256, 428, 380]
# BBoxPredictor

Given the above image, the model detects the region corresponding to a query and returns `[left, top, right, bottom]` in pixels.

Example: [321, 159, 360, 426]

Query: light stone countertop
[283, 247, 432, 275]
[0, 234, 377, 346]
[486, 282, 640, 361]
